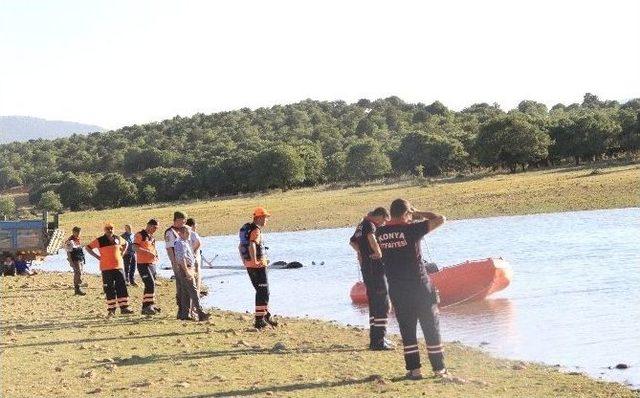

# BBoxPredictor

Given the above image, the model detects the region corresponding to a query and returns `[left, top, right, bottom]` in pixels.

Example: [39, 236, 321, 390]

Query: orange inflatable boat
[350, 258, 512, 308]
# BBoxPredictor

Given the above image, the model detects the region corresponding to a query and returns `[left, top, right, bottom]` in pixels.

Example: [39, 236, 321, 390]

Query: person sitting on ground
[14, 254, 37, 276]
[2, 255, 16, 276]
[173, 226, 210, 322]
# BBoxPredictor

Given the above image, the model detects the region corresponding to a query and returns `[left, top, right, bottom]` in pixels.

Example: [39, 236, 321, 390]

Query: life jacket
[67, 235, 85, 261]
[239, 222, 265, 264]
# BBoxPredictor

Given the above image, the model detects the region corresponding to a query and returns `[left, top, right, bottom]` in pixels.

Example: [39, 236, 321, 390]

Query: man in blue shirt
[15, 254, 36, 276]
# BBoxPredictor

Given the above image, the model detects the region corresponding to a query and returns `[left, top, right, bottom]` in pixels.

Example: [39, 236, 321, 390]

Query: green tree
[0, 166, 22, 189]
[57, 173, 97, 211]
[0, 197, 16, 218]
[140, 185, 157, 204]
[476, 113, 551, 172]
[255, 145, 305, 190]
[94, 173, 139, 209]
[395, 132, 468, 176]
[37, 190, 63, 212]
[346, 139, 392, 181]
[618, 108, 640, 151]
[140, 167, 192, 201]
[297, 144, 326, 185]
[517, 100, 548, 117]
[325, 152, 347, 182]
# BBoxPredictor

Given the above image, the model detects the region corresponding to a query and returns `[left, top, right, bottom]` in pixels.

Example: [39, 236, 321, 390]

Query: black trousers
[138, 264, 156, 308]
[123, 253, 137, 283]
[247, 267, 269, 319]
[101, 269, 129, 311]
[361, 260, 389, 347]
[388, 278, 444, 372]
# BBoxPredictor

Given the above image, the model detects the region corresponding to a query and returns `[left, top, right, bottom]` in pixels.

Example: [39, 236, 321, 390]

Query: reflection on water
[38, 208, 640, 387]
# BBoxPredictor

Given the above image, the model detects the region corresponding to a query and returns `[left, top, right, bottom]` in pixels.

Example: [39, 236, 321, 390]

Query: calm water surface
[41, 208, 640, 387]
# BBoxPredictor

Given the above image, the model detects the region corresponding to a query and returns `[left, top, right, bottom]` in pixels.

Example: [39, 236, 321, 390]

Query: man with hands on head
[375, 199, 448, 380]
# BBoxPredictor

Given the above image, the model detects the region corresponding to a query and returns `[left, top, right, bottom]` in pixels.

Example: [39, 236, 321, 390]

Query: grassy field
[1, 272, 637, 398]
[56, 163, 639, 239]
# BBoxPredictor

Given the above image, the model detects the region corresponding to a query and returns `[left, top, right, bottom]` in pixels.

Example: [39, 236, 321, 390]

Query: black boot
[265, 312, 278, 327]
[74, 285, 86, 296]
[254, 317, 268, 329]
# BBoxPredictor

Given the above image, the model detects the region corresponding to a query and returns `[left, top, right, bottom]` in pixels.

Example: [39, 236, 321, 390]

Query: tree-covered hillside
[0, 94, 638, 212]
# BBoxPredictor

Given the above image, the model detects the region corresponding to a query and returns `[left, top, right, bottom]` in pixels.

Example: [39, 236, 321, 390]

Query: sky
[1, 0, 639, 130]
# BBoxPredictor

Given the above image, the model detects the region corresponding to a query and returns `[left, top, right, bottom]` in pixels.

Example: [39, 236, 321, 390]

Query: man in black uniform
[349, 207, 392, 350]
[376, 198, 447, 380]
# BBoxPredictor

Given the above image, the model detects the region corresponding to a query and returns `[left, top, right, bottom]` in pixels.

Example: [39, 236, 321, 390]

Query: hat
[173, 211, 187, 220]
[147, 219, 158, 226]
[253, 207, 271, 218]
[104, 222, 114, 230]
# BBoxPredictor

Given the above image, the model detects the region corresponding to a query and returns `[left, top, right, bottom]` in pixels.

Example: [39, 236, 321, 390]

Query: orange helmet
[252, 207, 271, 218]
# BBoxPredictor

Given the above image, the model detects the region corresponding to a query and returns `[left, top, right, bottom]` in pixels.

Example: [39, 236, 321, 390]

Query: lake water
[40, 208, 640, 387]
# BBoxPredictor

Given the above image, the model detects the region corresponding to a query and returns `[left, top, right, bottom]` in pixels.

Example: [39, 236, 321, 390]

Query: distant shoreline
[53, 163, 639, 240]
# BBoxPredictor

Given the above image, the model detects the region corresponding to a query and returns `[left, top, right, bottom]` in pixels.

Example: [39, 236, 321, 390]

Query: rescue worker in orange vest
[238, 207, 277, 329]
[86, 222, 134, 317]
[376, 198, 447, 380]
[349, 206, 392, 350]
[134, 219, 160, 315]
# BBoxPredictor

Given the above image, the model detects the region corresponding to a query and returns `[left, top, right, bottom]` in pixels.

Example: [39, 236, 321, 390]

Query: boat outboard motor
[424, 261, 439, 274]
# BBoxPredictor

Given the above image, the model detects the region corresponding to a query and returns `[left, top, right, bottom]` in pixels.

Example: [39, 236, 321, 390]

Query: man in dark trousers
[349, 206, 392, 350]
[86, 222, 135, 317]
[65, 226, 86, 295]
[376, 198, 447, 380]
[134, 219, 160, 315]
[238, 207, 277, 330]
[121, 224, 137, 286]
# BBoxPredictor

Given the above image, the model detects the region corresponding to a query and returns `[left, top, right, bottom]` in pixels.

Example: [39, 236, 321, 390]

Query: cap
[173, 211, 186, 220]
[253, 207, 271, 218]
[104, 222, 114, 230]
[147, 219, 158, 226]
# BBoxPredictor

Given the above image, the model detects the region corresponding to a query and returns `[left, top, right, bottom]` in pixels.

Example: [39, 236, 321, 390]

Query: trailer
[0, 212, 65, 264]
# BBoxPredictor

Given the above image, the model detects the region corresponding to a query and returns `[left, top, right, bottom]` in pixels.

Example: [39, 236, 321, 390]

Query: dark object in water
[615, 363, 629, 369]
[270, 260, 303, 269]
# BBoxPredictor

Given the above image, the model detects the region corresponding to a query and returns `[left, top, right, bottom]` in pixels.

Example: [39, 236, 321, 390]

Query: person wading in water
[376, 198, 448, 380]
[349, 206, 392, 350]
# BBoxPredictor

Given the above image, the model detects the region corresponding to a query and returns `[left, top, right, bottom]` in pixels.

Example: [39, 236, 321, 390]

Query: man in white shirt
[165, 211, 187, 319]
[186, 218, 203, 296]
